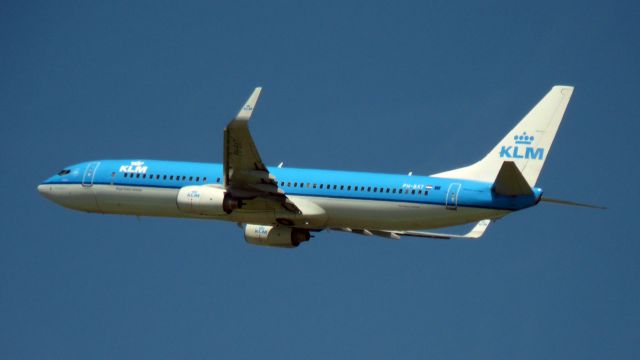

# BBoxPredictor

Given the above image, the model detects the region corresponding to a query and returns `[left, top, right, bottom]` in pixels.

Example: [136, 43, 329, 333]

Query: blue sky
[1, 0, 639, 358]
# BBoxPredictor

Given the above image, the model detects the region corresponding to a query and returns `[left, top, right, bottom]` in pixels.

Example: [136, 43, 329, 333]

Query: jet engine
[244, 224, 311, 248]
[176, 186, 241, 215]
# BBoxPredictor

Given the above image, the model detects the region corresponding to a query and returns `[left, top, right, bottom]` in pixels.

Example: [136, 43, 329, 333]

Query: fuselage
[38, 159, 542, 230]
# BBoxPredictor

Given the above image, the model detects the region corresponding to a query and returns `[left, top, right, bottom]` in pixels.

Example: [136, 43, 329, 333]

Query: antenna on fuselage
[277, 162, 284, 168]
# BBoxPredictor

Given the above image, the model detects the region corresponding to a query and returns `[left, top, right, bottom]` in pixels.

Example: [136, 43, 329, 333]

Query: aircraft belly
[93, 185, 184, 217]
[46, 185, 507, 231]
[308, 196, 507, 230]
[93, 185, 282, 223]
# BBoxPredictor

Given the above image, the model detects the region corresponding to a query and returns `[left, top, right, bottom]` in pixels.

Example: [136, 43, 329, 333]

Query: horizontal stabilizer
[493, 161, 533, 196]
[541, 196, 606, 210]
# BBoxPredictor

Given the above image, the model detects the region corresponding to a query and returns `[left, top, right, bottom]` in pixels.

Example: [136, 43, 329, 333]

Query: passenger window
[354, 186, 358, 192]
[143, 174, 147, 179]
[287, 182, 291, 187]
[367, 187, 371, 192]
[386, 188, 390, 193]
[216, 177, 220, 183]
[347, 186, 351, 190]
[411, 190, 416, 194]
[306, 183, 310, 188]
[170, 175, 174, 180]
[124, 173, 128, 178]
[333, 185, 337, 190]
[181, 176, 186, 180]
[163, 175, 167, 180]
[424, 191, 429, 196]
[189, 176, 193, 181]
[313, 184, 317, 189]
[196, 176, 200, 181]
[392, 189, 396, 193]
[418, 190, 422, 195]
[136, 174, 141, 178]
[319, 184, 323, 189]
[340, 185, 344, 190]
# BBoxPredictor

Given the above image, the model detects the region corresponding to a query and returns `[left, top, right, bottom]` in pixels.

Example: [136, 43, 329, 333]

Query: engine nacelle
[244, 224, 311, 248]
[176, 186, 241, 215]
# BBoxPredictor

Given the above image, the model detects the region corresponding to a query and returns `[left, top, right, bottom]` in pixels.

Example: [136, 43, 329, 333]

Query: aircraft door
[445, 183, 461, 210]
[82, 162, 101, 187]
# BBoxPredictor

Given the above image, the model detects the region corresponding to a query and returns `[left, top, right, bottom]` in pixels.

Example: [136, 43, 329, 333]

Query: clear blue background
[2, 1, 639, 358]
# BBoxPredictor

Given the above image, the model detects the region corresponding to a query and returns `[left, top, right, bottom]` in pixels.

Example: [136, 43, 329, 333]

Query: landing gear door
[446, 183, 461, 210]
[82, 162, 100, 187]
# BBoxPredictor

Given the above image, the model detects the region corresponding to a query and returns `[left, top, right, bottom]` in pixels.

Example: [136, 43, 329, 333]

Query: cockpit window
[57, 169, 71, 176]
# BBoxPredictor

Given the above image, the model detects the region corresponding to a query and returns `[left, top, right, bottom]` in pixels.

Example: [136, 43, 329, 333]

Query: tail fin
[432, 86, 574, 186]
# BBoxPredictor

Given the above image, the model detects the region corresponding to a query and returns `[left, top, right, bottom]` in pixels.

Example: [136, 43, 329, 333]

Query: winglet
[465, 219, 491, 238]
[235, 87, 262, 121]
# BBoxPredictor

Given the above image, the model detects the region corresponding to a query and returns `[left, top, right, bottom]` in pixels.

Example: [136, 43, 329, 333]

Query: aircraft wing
[333, 219, 491, 240]
[223, 88, 300, 213]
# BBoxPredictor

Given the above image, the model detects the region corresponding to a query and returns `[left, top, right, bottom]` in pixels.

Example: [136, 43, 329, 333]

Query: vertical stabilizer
[432, 86, 574, 186]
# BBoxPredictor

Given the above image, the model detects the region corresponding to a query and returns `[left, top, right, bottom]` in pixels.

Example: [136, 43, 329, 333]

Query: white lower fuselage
[39, 183, 509, 231]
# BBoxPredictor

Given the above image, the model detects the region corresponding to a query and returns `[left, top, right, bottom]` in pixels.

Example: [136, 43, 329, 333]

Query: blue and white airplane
[38, 86, 602, 248]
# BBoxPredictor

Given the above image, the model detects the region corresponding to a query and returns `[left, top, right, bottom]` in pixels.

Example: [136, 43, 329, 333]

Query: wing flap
[223, 88, 268, 190]
[222, 87, 300, 214]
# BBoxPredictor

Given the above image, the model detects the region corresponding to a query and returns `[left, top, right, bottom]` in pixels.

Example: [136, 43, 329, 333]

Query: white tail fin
[432, 85, 574, 186]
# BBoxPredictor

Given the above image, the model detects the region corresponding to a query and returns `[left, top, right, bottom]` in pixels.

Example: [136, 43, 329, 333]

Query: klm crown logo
[499, 131, 544, 160]
[514, 132, 534, 145]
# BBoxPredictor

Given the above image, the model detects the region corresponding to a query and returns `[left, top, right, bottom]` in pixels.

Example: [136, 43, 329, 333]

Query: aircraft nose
[37, 184, 52, 199]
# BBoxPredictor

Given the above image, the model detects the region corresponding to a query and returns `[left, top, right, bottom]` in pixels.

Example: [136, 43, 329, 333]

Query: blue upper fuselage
[41, 159, 543, 211]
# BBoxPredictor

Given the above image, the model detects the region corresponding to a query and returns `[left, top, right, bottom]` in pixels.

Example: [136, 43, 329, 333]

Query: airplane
[37, 86, 603, 248]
